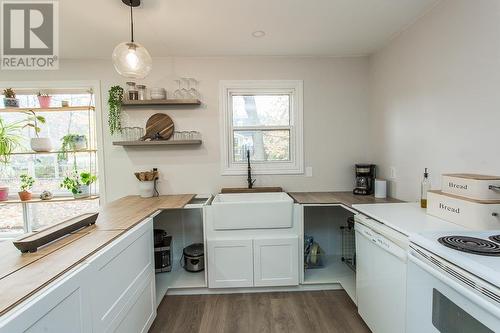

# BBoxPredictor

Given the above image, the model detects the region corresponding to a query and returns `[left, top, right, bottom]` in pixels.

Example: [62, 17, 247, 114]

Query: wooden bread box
[427, 190, 500, 230]
[442, 173, 500, 201]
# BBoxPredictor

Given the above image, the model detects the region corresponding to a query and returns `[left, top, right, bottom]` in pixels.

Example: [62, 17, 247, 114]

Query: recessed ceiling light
[252, 30, 266, 38]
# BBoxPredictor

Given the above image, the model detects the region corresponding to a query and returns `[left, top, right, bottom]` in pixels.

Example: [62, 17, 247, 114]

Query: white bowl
[30, 137, 53, 152]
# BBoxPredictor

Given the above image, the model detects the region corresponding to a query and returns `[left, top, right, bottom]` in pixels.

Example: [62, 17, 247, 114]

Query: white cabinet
[87, 218, 155, 333]
[0, 217, 156, 333]
[0, 263, 92, 333]
[253, 237, 299, 287]
[207, 239, 253, 288]
[207, 237, 299, 288]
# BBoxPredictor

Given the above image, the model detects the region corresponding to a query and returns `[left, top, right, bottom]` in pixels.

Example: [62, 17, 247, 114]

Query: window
[220, 80, 303, 175]
[0, 82, 101, 238]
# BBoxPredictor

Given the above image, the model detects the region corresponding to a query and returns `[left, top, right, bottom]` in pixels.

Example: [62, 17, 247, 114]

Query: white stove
[406, 230, 500, 333]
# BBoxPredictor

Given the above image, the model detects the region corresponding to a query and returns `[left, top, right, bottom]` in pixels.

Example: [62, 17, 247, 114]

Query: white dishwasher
[355, 214, 409, 333]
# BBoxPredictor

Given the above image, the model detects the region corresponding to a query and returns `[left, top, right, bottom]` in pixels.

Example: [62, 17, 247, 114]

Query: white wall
[368, 0, 500, 201]
[1, 57, 370, 201]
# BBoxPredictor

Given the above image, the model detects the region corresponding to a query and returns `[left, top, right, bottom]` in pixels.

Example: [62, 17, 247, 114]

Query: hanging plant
[108, 85, 124, 135]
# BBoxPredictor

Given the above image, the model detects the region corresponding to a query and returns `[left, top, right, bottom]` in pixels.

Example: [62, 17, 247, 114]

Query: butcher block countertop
[0, 194, 194, 317]
[287, 191, 402, 207]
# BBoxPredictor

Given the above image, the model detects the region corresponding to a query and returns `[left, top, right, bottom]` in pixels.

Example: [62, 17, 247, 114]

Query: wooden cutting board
[142, 113, 174, 140]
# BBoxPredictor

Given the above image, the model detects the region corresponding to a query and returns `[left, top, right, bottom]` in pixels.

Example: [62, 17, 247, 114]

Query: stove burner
[489, 235, 500, 244]
[438, 236, 500, 256]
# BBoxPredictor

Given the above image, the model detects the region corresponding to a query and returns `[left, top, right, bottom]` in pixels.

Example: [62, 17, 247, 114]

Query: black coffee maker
[353, 164, 376, 195]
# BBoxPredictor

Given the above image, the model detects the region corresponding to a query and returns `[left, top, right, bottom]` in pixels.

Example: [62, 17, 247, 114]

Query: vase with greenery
[60, 171, 97, 198]
[3, 88, 19, 108]
[37, 91, 52, 108]
[23, 110, 53, 152]
[108, 85, 124, 135]
[58, 134, 87, 161]
[18, 174, 34, 201]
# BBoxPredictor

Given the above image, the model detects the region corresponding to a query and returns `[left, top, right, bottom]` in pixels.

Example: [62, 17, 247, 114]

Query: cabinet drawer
[87, 218, 154, 332]
[111, 273, 156, 333]
[0, 263, 92, 333]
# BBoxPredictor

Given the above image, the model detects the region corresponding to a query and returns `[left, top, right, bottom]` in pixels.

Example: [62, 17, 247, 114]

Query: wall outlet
[305, 166, 313, 177]
[389, 166, 397, 179]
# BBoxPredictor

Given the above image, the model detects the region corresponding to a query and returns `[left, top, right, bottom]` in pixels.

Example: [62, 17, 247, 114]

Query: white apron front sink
[211, 192, 293, 230]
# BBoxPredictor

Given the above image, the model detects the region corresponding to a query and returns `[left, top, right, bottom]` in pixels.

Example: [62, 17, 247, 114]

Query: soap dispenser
[420, 168, 431, 208]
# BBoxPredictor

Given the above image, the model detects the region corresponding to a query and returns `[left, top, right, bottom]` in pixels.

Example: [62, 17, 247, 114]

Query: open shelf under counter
[113, 140, 202, 147]
[0, 106, 95, 113]
[303, 255, 356, 300]
[121, 99, 201, 107]
[0, 195, 99, 205]
[155, 261, 206, 306]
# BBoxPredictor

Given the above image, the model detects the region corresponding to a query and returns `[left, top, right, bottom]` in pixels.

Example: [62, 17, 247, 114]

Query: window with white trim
[220, 80, 303, 175]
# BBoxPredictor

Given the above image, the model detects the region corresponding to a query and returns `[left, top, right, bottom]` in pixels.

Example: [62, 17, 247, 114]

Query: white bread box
[427, 190, 500, 230]
[442, 173, 500, 201]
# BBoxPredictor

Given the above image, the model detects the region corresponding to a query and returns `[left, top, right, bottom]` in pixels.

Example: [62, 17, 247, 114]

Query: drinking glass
[188, 78, 200, 99]
[180, 78, 190, 99]
[173, 80, 183, 99]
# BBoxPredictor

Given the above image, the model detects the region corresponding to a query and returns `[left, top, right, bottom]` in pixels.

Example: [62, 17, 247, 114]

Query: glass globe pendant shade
[112, 42, 152, 79]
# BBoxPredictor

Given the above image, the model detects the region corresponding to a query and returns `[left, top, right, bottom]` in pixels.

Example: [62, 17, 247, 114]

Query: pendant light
[112, 0, 152, 79]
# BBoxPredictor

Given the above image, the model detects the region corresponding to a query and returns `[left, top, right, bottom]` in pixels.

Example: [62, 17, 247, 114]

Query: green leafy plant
[60, 171, 97, 195]
[19, 174, 35, 192]
[58, 134, 87, 161]
[3, 88, 16, 98]
[108, 85, 124, 135]
[0, 117, 23, 164]
[22, 110, 46, 138]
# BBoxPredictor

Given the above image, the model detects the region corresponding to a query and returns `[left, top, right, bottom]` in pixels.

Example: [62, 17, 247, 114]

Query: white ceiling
[60, 0, 439, 58]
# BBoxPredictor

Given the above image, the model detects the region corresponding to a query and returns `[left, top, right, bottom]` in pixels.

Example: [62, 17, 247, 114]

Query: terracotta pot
[37, 96, 52, 108]
[0, 187, 9, 201]
[18, 191, 32, 201]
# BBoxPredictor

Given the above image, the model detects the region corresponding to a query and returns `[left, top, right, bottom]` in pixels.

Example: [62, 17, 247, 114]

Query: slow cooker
[182, 243, 204, 272]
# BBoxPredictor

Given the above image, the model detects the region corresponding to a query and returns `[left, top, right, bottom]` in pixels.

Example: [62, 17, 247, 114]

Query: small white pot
[74, 184, 90, 198]
[30, 137, 53, 152]
[138, 181, 154, 198]
[73, 140, 87, 151]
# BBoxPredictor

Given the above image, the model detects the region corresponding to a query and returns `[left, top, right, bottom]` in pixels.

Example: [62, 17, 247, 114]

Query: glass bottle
[126, 81, 138, 100]
[136, 85, 146, 100]
[421, 168, 431, 208]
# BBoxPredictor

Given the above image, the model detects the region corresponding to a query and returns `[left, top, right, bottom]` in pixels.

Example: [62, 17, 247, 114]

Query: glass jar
[137, 85, 146, 100]
[126, 81, 138, 100]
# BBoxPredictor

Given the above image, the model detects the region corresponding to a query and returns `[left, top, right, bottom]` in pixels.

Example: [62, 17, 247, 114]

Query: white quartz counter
[352, 202, 466, 237]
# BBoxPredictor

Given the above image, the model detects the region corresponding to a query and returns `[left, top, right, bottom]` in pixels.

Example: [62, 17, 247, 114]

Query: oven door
[406, 247, 500, 333]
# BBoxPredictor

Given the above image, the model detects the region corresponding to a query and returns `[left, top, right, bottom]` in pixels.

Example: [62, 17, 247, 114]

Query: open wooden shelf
[0, 106, 95, 113]
[10, 149, 97, 156]
[0, 195, 99, 205]
[121, 99, 201, 107]
[113, 140, 202, 147]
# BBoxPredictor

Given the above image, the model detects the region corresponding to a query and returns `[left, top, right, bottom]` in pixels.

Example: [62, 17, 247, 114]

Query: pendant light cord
[129, 0, 134, 43]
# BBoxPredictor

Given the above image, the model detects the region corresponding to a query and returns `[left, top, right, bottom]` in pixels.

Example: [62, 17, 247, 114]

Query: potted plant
[0, 117, 23, 201]
[58, 134, 87, 161]
[23, 110, 53, 152]
[60, 171, 97, 198]
[37, 91, 52, 108]
[3, 88, 19, 108]
[18, 174, 34, 201]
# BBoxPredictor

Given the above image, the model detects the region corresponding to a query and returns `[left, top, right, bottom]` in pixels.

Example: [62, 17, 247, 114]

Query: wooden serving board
[142, 113, 174, 140]
[13, 213, 98, 253]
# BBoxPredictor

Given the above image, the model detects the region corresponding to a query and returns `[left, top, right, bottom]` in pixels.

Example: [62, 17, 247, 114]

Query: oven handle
[409, 250, 500, 318]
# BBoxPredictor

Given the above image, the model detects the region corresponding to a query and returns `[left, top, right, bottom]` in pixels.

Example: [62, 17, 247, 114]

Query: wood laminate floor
[149, 290, 371, 333]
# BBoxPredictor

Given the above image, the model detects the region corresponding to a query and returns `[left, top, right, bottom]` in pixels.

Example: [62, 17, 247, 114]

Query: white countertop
[352, 202, 466, 237]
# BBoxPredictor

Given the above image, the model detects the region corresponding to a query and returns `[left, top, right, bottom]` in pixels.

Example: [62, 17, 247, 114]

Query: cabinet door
[87, 218, 155, 332]
[0, 264, 92, 333]
[207, 239, 253, 288]
[253, 237, 299, 287]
